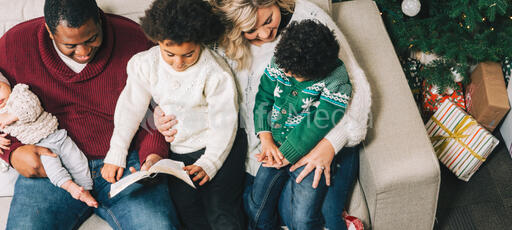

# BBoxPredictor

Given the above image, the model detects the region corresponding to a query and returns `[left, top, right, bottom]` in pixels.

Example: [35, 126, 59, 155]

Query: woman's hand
[183, 164, 210, 186]
[101, 163, 124, 183]
[153, 106, 178, 143]
[129, 153, 163, 173]
[289, 138, 335, 188]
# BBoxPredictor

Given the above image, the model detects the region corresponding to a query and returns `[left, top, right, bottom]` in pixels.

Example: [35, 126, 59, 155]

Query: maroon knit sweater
[0, 14, 168, 165]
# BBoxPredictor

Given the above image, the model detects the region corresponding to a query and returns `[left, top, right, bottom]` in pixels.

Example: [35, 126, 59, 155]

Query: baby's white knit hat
[0, 72, 10, 86]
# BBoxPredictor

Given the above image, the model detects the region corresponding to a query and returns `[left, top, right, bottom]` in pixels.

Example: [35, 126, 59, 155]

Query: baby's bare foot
[61, 180, 98, 208]
[61, 180, 82, 199]
[80, 190, 99, 208]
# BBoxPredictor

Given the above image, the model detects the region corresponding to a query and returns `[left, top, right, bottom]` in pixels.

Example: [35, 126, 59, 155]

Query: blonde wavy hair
[209, 0, 295, 70]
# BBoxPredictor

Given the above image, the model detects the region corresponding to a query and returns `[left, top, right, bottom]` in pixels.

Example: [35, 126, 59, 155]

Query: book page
[149, 159, 196, 188]
[109, 171, 150, 198]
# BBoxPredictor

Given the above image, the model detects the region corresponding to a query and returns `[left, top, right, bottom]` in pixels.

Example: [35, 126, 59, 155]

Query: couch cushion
[0, 168, 18, 197]
[333, 1, 440, 229]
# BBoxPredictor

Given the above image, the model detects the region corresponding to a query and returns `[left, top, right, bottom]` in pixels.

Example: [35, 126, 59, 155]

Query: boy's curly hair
[140, 0, 225, 45]
[275, 20, 340, 81]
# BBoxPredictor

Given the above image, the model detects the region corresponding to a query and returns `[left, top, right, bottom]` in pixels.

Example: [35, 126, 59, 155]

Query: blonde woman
[155, 0, 371, 229]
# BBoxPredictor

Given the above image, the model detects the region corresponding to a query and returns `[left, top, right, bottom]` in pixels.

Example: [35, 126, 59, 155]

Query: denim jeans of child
[319, 146, 359, 230]
[280, 146, 360, 230]
[245, 162, 330, 230]
[7, 151, 180, 230]
[243, 145, 359, 230]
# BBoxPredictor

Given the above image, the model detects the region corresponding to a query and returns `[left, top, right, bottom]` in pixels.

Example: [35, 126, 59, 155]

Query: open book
[109, 159, 196, 198]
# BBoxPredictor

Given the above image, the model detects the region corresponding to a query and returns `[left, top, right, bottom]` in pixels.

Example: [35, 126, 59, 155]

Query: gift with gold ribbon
[425, 100, 499, 181]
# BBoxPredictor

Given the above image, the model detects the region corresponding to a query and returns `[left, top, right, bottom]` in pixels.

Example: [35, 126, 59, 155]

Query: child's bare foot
[62, 180, 99, 208]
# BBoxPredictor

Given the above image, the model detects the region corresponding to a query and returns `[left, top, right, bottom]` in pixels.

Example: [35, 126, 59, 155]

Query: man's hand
[0, 112, 19, 129]
[183, 164, 210, 186]
[153, 106, 178, 143]
[128, 153, 162, 173]
[11, 144, 57, 177]
[101, 163, 124, 183]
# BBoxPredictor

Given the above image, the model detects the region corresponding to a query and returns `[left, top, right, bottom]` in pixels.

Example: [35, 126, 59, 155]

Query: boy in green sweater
[247, 20, 353, 229]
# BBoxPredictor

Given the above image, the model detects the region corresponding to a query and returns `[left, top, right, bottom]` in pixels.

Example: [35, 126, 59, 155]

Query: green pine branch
[371, 0, 512, 89]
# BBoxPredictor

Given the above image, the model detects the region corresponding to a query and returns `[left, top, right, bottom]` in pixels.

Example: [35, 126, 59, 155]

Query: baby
[248, 20, 353, 229]
[0, 74, 97, 208]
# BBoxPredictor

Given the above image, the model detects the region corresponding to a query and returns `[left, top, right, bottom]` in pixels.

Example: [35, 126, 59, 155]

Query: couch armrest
[333, 1, 440, 229]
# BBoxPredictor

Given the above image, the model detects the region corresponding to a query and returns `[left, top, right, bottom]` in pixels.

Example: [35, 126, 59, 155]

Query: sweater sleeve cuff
[254, 115, 272, 134]
[325, 132, 349, 154]
[137, 143, 168, 166]
[279, 142, 302, 164]
[194, 157, 219, 179]
[134, 130, 169, 166]
[256, 131, 271, 137]
[103, 149, 128, 168]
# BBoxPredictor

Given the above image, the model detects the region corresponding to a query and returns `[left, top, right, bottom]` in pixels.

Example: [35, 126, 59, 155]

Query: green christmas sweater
[254, 58, 352, 163]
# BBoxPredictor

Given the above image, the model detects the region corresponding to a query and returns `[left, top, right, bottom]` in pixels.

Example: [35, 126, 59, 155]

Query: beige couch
[0, 0, 441, 229]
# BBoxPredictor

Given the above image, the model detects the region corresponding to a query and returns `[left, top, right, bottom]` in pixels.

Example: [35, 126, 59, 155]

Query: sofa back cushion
[0, 0, 331, 38]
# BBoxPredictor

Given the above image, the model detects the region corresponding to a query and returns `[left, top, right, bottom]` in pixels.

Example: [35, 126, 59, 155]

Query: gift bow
[430, 115, 486, 162]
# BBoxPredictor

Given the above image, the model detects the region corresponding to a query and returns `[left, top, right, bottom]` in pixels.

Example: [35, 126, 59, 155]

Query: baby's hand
[257, 132, 284, 165]
[183, 165, 210, 186]
[0, 133, 11, 154]
[258, 155, 290, 169]
[0, 112, 19, 129]
[101, 163, 124, 183]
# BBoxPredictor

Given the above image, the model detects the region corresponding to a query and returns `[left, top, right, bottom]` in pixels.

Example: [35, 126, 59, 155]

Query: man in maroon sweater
[0, 0, 179, 229]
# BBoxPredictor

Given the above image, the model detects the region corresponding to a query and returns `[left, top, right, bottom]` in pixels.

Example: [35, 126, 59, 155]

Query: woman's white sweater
[104, 46, 239, 179]
[226, 0, 372, 176]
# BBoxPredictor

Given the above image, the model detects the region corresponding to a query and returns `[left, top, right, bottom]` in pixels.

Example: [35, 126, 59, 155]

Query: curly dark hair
[275, 20, 340, 81]
[140, 0, 225, 45]
[44, 0, 100, 34]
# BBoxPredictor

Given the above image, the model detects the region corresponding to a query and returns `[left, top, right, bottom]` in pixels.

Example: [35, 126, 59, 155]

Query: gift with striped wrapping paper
[425, 100, 499, 181]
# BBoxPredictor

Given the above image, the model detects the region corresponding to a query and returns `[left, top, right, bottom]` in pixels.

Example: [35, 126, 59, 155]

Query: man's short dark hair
[140, 0, 225, 45]
[275, 20, 340, 81]
[44, 0, 100, 34]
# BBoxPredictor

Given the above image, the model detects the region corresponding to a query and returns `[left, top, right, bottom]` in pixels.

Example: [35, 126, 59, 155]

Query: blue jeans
[243, 146, 359, 230]
[246, 164, 329, 230]
[319, 145, 359, 230]
[7, 151, 179, 230]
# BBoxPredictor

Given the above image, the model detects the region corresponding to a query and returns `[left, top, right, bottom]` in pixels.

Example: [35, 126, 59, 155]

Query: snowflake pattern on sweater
[254, 58, 352, 163]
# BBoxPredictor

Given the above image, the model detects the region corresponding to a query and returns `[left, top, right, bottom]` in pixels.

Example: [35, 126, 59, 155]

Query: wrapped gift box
[426, 100, 500, 181]
[499, 81, 512, 158]
[465, 62, 510, 131]
[422, 81, 465, 113]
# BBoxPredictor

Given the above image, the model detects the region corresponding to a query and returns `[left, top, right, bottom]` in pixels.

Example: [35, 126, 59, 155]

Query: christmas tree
[363, 0, 512, 91]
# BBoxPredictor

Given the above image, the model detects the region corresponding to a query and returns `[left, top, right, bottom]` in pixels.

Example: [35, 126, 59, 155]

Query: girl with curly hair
[101, 0, 246, 229]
